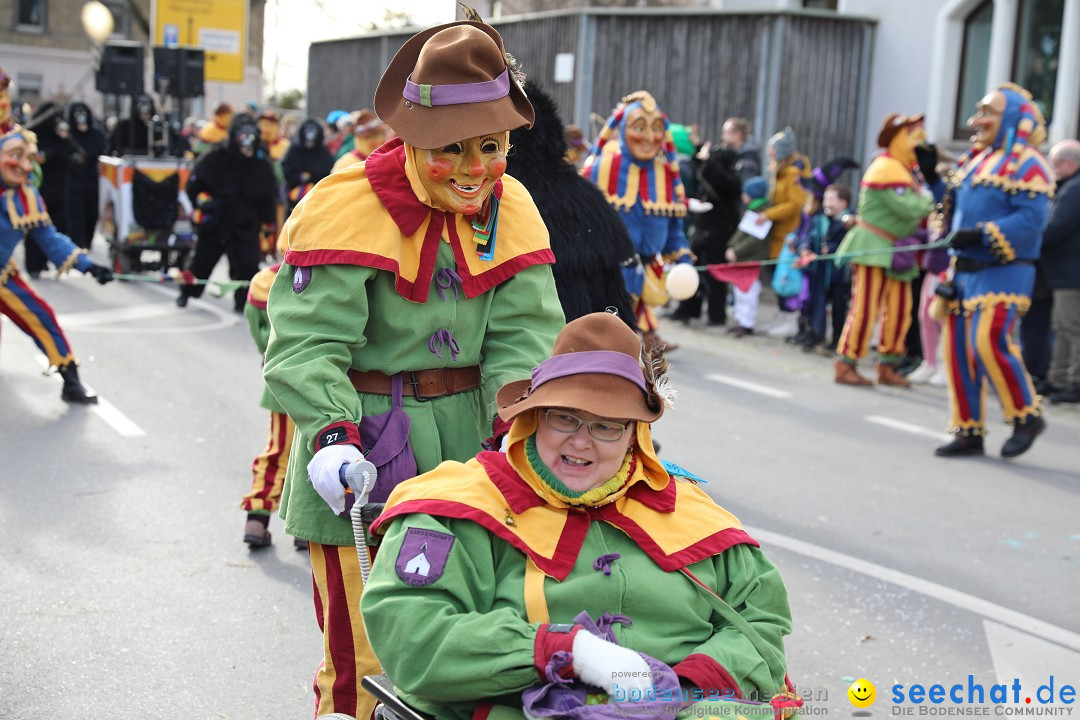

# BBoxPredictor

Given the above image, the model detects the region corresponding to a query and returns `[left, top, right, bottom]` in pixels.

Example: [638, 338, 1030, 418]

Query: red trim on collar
[476, 451, 546, 513]
[626, 473, 677, 512]
[365, 138, 430, 236]
[446, 219, 556, 298]
[372, 498, 590, 580]
[589, 502, 758, 572]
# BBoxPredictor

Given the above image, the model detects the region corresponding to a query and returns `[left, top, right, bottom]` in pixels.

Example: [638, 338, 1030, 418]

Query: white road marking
[34, 357, 147, 438]
[984, 620, 1080, 689]
[705, 373, 792, 398]
[57, 302, 181, 327]
[745, 523, 1080, 653]
[865, 414, 952, 441]
[53, 284, 239, 334]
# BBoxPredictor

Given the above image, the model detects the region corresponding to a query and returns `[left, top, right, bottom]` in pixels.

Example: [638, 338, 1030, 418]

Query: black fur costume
[180, 113, 276, 311]
[507, 81, 635, 325]
[281, 119, 334, 214]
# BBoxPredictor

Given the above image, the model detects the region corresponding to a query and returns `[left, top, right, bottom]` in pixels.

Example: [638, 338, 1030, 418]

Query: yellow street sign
[153, 0, 248, 83]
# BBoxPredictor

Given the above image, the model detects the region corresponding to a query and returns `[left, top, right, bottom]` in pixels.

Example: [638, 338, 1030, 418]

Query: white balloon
[665, 263, 700, 301]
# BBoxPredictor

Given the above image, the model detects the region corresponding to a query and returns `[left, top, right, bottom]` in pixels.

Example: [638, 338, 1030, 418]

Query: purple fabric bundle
[521, 612, 687, 720]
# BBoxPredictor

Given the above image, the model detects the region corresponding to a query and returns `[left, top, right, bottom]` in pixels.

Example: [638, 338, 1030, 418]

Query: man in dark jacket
[178, 113, 276, 312]
[1044, 139, 1080, 403]
[66, 102, 107, 250]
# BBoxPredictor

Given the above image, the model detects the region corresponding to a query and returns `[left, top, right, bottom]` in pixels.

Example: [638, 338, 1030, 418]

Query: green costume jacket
[245, 263, 285, 414]
[835, 153, 933, 281]
[362, 418, 794, 720]
[263, 139, 564, 546]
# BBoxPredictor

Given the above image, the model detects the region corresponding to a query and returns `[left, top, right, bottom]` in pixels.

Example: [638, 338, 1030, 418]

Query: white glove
[307, 444, 363, 514]
[572, 630, 652, 696]
[687, 197, 714, 214]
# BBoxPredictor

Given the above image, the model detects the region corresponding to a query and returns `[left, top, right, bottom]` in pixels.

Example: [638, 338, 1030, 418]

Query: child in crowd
[821, 183, 854, 351]
[794, 159, 860, 351]
[792, 193, 829, 350]
[725, 176, 772, 336]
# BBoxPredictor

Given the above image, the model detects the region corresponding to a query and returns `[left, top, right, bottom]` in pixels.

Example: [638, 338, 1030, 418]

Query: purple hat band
[404, 68, 510, 109]
[531, 351, 647, 393]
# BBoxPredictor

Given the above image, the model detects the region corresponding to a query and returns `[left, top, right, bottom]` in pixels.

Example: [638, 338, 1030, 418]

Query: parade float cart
[98, 155, 195, 274]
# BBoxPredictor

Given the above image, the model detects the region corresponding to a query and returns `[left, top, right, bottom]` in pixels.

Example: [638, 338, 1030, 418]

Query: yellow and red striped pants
[241, 411, 294, 513]
[0, 272, 76, 367]
[837, 264, 913, 364]
[942, 301, 1041, 436]
[308, 542, 381, 720]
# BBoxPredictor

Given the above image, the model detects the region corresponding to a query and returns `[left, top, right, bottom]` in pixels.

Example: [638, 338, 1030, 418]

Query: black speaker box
[153, 46, 205, 98]
[96, 43, 144, 95]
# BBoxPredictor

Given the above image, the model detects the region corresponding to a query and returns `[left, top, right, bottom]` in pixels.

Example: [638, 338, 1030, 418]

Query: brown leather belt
[348, 366, 482, 402]
[856, 218, 898, 243]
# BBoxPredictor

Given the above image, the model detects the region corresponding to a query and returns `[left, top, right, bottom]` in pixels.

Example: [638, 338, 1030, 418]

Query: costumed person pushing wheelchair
[262, 20, 564, 719]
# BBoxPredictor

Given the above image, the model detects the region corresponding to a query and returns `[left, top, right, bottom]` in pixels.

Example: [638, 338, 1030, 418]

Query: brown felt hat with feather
[496, 313, 668, 423]
[374, 21, 534, 150]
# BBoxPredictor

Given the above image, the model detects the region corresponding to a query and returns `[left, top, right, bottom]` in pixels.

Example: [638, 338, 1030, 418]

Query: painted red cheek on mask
[487, 158, 507, 179]
[424, 158, 455, 182]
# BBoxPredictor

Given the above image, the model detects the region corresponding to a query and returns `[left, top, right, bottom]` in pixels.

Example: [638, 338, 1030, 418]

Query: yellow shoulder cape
[373, 417, 756, 580]
[861, 153, 918, 190]
[281, 138, 554, 303]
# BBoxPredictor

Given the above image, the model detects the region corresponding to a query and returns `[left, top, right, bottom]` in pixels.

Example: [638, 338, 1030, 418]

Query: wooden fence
[308, 8, 876, 170]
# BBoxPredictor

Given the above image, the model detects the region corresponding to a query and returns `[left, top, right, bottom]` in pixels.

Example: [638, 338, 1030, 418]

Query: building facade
[0, 0, 266, 120]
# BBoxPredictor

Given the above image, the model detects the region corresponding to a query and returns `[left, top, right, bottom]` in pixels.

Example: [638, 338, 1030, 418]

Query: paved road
[1, 269, 1077, 718]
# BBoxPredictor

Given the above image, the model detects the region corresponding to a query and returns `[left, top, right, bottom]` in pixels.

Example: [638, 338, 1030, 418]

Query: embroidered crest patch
[395, 528, 455, 586]
[293, 266, 311, 293]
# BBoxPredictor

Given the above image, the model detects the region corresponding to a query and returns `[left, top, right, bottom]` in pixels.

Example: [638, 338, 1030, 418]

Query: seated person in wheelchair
[361, 312, 798, 720]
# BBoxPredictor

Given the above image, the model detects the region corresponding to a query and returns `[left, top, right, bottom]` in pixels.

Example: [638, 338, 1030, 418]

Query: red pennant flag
[707, 263, 762, 292]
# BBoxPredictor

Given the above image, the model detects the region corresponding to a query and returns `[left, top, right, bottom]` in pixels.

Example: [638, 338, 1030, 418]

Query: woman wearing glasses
[361, 312, 798, 720]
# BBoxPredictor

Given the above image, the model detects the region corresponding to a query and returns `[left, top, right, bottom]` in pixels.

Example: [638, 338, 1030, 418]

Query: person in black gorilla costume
[178, 113, 276, 312]
[280, 118, 334, 215]
[507, 81, 635, 325]
[66, 102, 107, 250]
[24, 102, 84, 276]
[670, 145, 743, 325]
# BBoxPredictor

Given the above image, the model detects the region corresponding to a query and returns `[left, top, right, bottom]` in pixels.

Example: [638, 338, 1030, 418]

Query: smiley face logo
[848, 678, 876, 708]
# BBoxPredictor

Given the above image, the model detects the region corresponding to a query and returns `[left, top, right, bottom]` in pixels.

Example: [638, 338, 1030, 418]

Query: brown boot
[877, 362, 911, 387]
[835, 359, 873, 386]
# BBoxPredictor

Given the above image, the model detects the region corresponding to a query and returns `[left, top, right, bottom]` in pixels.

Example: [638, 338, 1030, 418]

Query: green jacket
[362, 491, 793, 720]
[727, 198, 773, 264]
[835, 155, 933, 280]
[243, 300, 285, 414]
[262, 243, 564, 545]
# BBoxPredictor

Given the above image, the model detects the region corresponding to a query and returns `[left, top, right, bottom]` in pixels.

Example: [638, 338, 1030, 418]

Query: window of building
[1012, 0, 1064, 124]
[16, 0, 46, 31]
[954, 0, 994, 139]
[803, 0, 839, 9]
[17, 72, 43, 100]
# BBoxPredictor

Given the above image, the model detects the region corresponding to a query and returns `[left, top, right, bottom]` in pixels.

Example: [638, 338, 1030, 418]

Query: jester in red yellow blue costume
[935, 83, 1053, 459]
[0, 67, 113, 403]
[582, 91, 692, 336]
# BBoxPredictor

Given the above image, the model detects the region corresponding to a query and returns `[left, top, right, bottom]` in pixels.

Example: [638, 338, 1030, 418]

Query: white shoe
[766, 315, 799, 337]
[906, 362, 935, 384]
[927, 367, 948, 387]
